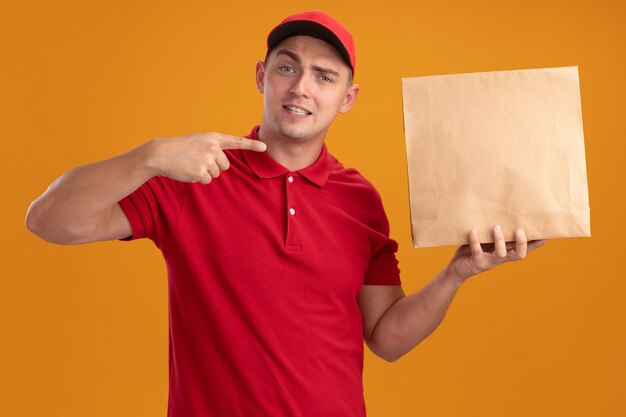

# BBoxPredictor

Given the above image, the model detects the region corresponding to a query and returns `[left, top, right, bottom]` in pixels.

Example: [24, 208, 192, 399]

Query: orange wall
[2, 0, 625, 416]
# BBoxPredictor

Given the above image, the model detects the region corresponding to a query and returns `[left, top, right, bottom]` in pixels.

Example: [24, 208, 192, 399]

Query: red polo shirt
[118, 126, 401, 417]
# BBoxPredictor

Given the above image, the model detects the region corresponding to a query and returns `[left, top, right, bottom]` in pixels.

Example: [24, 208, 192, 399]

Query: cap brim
[267, 20, 352, 72]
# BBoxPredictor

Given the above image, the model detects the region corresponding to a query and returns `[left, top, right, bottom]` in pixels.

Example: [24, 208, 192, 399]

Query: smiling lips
[284, 105, 312, 115]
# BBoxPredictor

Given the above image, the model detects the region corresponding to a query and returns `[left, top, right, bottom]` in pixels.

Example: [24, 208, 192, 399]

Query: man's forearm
[369, 269, 464, 362]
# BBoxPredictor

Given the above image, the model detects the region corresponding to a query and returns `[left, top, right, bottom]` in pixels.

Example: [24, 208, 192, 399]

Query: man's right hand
[145, 132, 266, 184]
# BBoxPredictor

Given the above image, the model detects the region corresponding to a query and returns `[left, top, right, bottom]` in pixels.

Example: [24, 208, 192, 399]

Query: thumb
[219, 134, 266, 152]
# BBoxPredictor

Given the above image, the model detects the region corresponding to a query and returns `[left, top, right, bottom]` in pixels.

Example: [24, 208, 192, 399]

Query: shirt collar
[242, 125, 331, 188]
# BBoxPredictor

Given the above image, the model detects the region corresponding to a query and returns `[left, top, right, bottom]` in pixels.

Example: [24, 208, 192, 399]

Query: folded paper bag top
[401, 66, 590, 248]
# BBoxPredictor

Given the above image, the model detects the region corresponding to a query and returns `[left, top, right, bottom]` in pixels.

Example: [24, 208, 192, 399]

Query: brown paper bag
[401, 66, 590, 248]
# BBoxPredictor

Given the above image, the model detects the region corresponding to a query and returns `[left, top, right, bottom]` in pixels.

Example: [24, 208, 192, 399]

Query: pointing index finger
[220, 135, 267, 152]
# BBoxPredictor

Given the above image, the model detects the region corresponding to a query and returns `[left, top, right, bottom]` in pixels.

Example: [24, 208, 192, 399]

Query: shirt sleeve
[363, 195, 401, 286]
[117, 176, 187, 250]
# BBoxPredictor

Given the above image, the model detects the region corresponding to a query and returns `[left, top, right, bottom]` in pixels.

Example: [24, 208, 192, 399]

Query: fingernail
[495, 225, 502, 233]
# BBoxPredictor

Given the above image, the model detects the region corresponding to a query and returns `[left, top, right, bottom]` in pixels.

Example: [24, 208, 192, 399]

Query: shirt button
[287, 175, 294, 183]
[289, 208, 296, 216]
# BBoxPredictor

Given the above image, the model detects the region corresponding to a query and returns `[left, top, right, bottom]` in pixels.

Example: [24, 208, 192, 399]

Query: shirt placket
[284, 172, 300, 251]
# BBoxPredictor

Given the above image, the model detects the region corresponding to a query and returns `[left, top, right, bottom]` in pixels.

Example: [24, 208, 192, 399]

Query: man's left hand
[446, 225, 546, 285]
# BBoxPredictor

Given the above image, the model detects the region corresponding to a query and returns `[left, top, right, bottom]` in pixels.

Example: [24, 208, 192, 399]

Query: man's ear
[338, 84, 360, 114]
[256, 60, 266, 93]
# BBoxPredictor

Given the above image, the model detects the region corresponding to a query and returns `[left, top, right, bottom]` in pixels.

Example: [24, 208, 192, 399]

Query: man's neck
[257, 126, 325, 172]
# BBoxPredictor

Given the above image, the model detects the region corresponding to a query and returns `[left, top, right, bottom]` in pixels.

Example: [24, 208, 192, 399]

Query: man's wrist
[442, 264, 469, 290]
[132, 138, 162, 179]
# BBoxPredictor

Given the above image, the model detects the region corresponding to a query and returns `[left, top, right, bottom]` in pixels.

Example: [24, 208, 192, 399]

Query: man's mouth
[284, 105, 312, 116]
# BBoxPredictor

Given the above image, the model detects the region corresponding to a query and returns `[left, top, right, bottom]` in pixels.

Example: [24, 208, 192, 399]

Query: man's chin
[276, 125, 316, 142]
[263, 118, 323, 143]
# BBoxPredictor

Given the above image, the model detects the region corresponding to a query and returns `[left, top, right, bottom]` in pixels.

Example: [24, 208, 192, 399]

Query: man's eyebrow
[312, 65, 340, 77]
[276, 49, 301, 63]
[275, 49, 341, 78]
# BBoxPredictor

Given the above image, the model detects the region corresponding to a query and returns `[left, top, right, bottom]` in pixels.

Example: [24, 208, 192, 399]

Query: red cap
[266, 10, 356, 78]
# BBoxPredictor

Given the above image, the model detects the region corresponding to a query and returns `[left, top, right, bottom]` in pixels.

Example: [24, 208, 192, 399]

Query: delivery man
[26, 10, 545, 417]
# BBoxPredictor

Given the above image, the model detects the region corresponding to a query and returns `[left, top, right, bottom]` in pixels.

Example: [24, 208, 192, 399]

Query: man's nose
[289, 73, 311, 98]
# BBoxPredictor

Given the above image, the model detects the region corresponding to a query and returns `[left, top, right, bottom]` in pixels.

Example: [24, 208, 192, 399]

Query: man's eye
[320, 75, 333, 83]
[279, 66, 295, 73]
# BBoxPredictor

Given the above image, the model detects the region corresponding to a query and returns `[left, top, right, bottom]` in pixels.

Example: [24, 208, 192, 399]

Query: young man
[26, 10, 544, 417]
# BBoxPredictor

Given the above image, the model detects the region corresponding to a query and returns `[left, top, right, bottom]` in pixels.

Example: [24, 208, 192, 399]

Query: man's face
[256, 35, 359, 144]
